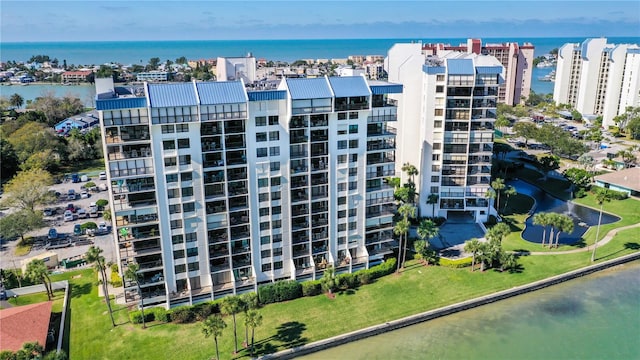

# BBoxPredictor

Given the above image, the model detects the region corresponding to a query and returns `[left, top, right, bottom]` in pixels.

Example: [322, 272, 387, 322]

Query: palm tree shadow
[508, 263, 525, 274]
[70, 283, 91, 298]
[252, 321, 308, 357]
[596, 242, 640, 260]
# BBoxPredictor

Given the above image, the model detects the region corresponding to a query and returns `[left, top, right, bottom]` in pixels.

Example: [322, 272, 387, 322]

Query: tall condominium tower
[386, 43, 503, 222]
[422, 38, 534, 105]
[95, 76, 401, 308]
[553, 38, 640, 128]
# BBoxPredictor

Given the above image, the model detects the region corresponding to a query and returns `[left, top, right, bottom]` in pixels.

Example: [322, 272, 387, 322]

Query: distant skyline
[2, 0, 639, 42]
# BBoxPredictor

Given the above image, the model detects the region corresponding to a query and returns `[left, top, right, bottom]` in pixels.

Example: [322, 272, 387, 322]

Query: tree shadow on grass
[70, 283, 91, 298]
[508, 263, 525, 274]
[251, 321, 308, 357]
[596, 242, 640, 261]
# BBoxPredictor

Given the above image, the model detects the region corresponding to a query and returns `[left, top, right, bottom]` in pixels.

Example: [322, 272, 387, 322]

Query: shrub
[440, 257, 473, 268]
[336, 273, 359, 290]
[83, 181, 96, 189]
[152, 307, 169, 322]
[170, 306, 195, 323]
[193, 302, 215, 321]
[358, 272, 371, 285]
[367, 258, 396, 280]
[95, 199, 109, 208]
[110, 263, 118, 272]
[80, 222, 97, 230]
[301, 280, 322, 297]
[110, 271, 123, 287]
[258, 280, 302, 304]
[129, 310, 144, 324]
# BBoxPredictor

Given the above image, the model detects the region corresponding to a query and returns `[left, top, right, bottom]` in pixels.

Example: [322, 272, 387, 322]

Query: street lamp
[13, 294, 18, 305]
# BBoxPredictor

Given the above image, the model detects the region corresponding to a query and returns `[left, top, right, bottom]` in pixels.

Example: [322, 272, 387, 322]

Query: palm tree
[24, 260, 54, 300]
[499, 252, 518, 272]
[396, 203, 416, 270]
[401, 162, 419, 184]
[221, 295, 242, 354]
[244, 310, 263, 357]
[476, 243, 490, 272]
[414, 240, 439, 265]
[491, 178, 506, 213]
[426, 193, 439, 217]
[202, 314, 227, 360]
[240, 292, 258, 348]
[486, 222, 510, 244]
[85, 246, 116, 327]
[463, 238, 482, 272]
[417, 219, 438, 245]
[10, 93, 24, 109]
[502, 186, 517, 212]
[553, 214, 574, 248]
[124, 262, 145, 329]
[320, 265, 337, 296]
[533, 212, 551, 247]
[592, 188, 614, 262]
[485, 188, 496, 217]
[393, 218, 410, 273]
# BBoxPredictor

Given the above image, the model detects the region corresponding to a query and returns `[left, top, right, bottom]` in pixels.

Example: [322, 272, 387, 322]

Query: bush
[110, 271, 123, 287]
[367, 258, 396, 280]
[95, 199, 109, 208]
[152, 307, 169, 322]
[170, 306, 195, 323]
[83, 181, 96, 189]
[440, 257, 473, 268]
[80, 222, 97, 231]
[193, 302, 215, 321]
[129, 310, 144, 324]
[358, 272, 371, 285]
[336, 273, 359, 290]
[258, 280, 302, 305]
[301, 280, 322, 297]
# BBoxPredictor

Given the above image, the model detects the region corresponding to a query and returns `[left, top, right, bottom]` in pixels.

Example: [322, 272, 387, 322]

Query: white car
[63, 210, 74, 222]
[77, 208, 87, 219]
[80, 190, 89, 199]
[99, 172, 107, 180]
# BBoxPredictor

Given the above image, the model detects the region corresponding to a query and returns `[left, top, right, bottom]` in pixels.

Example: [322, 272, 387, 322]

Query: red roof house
[0, 302, 53, 352]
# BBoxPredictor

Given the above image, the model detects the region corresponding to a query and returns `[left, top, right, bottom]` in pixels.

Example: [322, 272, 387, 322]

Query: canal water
[510, 179, 620, 245]
[302, 261, 640, 359]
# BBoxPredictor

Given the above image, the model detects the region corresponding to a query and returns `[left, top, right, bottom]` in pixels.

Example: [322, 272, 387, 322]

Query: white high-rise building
[553, 38, 640, 127]
[95, 75, 401, 308]
[386, 43, 503, 222]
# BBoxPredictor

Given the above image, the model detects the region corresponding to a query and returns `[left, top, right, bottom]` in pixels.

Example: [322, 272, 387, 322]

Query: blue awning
[147, 83, 197, 108]
[423, 65, 446, 74]
[370, 83, 403, 95]
[247, 90, 287, 101]
[196, 81, 247, 105]
[328, 76, 371, 97]
[476, 66, 503, 74]
[286, 78, 333, 100]
[96, 97, 147, 110]
[446, 59, 475, 75]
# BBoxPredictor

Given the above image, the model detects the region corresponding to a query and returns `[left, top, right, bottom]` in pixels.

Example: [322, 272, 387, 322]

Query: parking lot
[0, 176, 118, 271]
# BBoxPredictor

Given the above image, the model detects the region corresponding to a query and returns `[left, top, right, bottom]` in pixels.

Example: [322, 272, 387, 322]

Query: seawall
[261, 252, 640, 359]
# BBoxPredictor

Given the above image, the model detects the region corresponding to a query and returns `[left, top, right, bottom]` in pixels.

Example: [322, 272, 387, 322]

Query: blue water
[510, 180, 620, 245]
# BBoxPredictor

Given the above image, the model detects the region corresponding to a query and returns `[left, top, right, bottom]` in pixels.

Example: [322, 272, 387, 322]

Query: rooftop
[0, 302, 53, 352]
[594, 167, 640, 193]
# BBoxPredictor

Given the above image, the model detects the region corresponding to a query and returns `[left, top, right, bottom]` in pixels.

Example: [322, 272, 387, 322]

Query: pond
[509, 179, 620, 245]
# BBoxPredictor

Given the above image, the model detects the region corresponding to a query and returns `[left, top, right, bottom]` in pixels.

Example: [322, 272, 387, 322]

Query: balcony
[201, 122, 223, 135]
[366, 169, 395, 179]
[310, 131, 329, 143]
[310, 115, 328, 127]
[292, 231, 310, 244]
[228, 196, 248, 211]
[203, 153, 224, 168]
[206, 200, 226, 215]
[312, 202, 328, 214]
[310, 158, 327, 172]
[290, 150, 308, 159]
[289, 116, 308, 129]
[118, 225, 160, 243]
[312, 215, 328, 227]
[292, 204, 309, 217]
[366, 152, 395, 165]
[107, 146, 152, 160]
[208, 244, 229, 257]
[226, 151, 247, 166]
[312, 229, 328, 241]
[230, 225, 250, 241]
[138, 259, 163, 271]
[371, 96, 397, 108]
[201, 138, 223, 152]
[366, 230, 394, 245]
[366, 204, 396, 218]
[311, 174, 328, 186]
[334, 97, 369, 112]
[113, 192, 157, 211]
[227, 181, 248, 196]
[226, 168, 247, 181]
[224, 120, 245, 134]
[207, 229, 228, 245]
[367, 126, 397, 137]
[111, 177, 155, 194]
[291, 189, 309, 203]
[291, 176, 308, 189]
[293, 245, 310, 258]
[224, 135, 246, 150]
[115, 212, 158, 226]
[231, 241, 250, 255]
[440, 198, 465, 209]
[104, 126, 149, 144]
[210, 258, 230, 272]
[367, 139, 395, 151]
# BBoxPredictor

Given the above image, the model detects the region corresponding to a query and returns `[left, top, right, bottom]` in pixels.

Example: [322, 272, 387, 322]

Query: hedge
[439, 257, 472, 268]
[258, 280, 302, 305]
[301, 280, 322, 297]
[129, 307, 169, 324]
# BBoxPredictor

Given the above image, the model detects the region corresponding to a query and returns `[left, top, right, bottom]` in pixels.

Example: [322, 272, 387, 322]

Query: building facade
[386, 43, 502, 222]
[422, 39, 533, 106]
[95, 76, 401, 308]
[553, 38, 640, 128]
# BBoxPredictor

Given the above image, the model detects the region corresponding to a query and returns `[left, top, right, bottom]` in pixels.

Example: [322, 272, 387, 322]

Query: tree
[577, 154, 595, 172]
[494, 115, 511, 132]
[240, 292, 258, 347]
[0, 209, 44, 242]
[85, 246, 116, 327]
[320, 265, 337, 295]
[9, 93, 24, 109]
[563, 168, 592, 192]
[413, 239, 439, 265]
[499, 252, 518, 272]
[244, 310, 263, 357]
[463, 238, 482, 272]
[426, 193, 439, 217]
[2, 168, 55, 211]
[0, 138, 19, 181]
[25, 260, 54, 300]
[485, 189, 496, 217]
[486, 222, 510, 244]
[417, 219, 438, 244]
[513, 121, 538, 147]
[616, 149, 637, 169]
[220, 295, 242, 354]
[552, 214, 574, 248]
[147, 57, 161, 71]
[475, 242, 491, 272]
[396, 203, 416, 270]
[202, 314, 226, 360]
[538, 155, 560, 180]
[613, 106, 639, 135]
[591, 188, 614, 262]
[401, 162, 418, 186]
[6, 122, 63, 163]
[502, 186, 517, 212]
[102, 209, 112, 222]
[491, 178, 505, 213]
[393, 218, 410, 273]
[124, 262, 145, 329]
[533, 212, 551, 247]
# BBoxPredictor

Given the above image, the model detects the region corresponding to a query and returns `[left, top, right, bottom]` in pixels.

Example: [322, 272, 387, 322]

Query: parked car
[71, 173, 80, 183]
[66, 203, 76, 213]
[74, 224, 83, 236]
[98, 183, 108, 192]
[81, 175, 89, 182]
[64, 211, 74, 222]
[99, 171, 107, 180]
[80, 190, 90, 199]
[98, 222, 108, 232]
[89, 206, 99, 218]
[77, 208, 87, 219]
[68, 189, 77, 200]
[43, 208, 55, 216]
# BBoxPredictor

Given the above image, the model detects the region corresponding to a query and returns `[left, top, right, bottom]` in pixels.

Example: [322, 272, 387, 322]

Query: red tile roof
[0, 302, 53, 352]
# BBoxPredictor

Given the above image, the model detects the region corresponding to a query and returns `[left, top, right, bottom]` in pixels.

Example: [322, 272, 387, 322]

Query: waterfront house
[594, 167, 640, 197]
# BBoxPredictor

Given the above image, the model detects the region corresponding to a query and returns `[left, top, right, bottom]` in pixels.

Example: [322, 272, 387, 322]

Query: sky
[1, 0, 639, 42]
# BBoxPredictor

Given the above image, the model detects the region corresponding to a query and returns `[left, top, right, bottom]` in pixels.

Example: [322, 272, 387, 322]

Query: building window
[338, 140, 347, 150]
[272, 206, 281, 215]
[172, 234, 184, 244]
[176, 124, 189, 133]
[432, 154, 440, 161]
[436, 85, 444, 93]
[270, 161, 280, 171]
[432, 165, 441, 172]
[259, 193, 269, 202]
[273, 247, 283, 256]
[186, 247, 198, 257]
[257, 148, 268, 157]
[349, 221, 357, 230]
[349, 154, 358, 163]
[182, 187, 193, 197]
[349, 140, 358, 149]
[338, 183, 346, 192]
[259, 207, 270, 216]
[185, 232, 197, 243]
[177, 138, 190, 149]
[272, 220, 282, 229]
[348, 124, 358, 134]
[173, 249, 185, 259]
[175, 264, 186, 274]
[434, 120, 443, 128]
[183, 202, 195, 213]
[431, 176, 440, 182]
[338, 223, 347, 232]
[349, 112, 358, 119]
[169, 204, 181, 214]
[269, 116, 279, 125]
[166, 174, 178, 183]
[168, 188, 179, 199]
[256, 132, 267, 142]
[338, 236, 346, 245]
[258, 178, 269, 188]
[338, 112, 347, 120]
[270, 177, 281, 186]
[170, 220, 183, 229]
[434, 109, 444, 116]
[430, 186, 439, 194]
[274, 261, 283, 270]
[349, 181, 358, 190]
[337, 155, 347, 164]
[271, 191, 281, 200]
[163, 140, 175, 150]
[179, 155, 191, 166]
[187, 262, 199, 271]
[260, 222, 270, 231]
[269, 131, 279, 141]
[161, 125, 174, 133]
[273, 234, 282, 243]
[338, 210, 346, 218]
[261, 249, 271, 258]
[261, 263, 272, 272]
[269, 146, 280, 156]
[433, 142, 441, 150]
[256, 116, 267, 126]
[180, 172, 193, 182]
[436, 75, 445, 81]
[349, 209, 357, 217]
[164, 157, 177, 167]
[260, 235, 270, 245]
[338, 196, 346, 205]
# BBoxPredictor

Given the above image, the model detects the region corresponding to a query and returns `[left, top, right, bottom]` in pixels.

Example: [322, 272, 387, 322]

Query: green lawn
[56, 158, 106, 177]
[7, 289, 65, 312]
[56, 229, 639, 360]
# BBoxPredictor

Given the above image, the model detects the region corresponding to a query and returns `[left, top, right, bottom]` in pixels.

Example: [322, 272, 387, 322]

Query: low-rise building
[594, 167, 640, 197]
[62, 70, 93, 83]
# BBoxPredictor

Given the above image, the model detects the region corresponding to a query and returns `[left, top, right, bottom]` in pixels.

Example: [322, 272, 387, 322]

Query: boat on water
[538, 70, 556, 82]
[536, 60, 555, 68]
